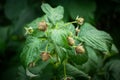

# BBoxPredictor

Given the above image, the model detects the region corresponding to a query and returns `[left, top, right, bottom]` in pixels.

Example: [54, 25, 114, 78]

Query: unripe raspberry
[41, 52, 50, 61]
[38, 21, 47, 31]
[75, 45, 85, 54]
[76, 17, 84, 25]
[67, 36, 75, 46]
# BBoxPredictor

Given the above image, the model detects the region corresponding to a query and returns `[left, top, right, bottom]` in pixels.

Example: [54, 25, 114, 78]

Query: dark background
[0, 0, 120, 80]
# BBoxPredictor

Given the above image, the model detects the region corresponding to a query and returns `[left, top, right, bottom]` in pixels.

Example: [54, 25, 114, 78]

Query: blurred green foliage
[0, 0, 120, 80]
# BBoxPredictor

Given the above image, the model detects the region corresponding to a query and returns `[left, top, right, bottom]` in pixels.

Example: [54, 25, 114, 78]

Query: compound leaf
[20, 36, 41, 67]
[41, 3, 64, 24]
[78, 23, 113, 54]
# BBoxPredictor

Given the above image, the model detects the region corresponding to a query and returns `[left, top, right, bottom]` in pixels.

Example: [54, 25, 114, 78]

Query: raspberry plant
[20, 3, 118, 80]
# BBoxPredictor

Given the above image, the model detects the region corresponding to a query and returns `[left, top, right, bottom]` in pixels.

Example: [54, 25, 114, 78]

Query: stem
[78, 42, 83, 46]
[73, 46, 77, 48]
[45, 43, 49, 52]
[74, 36, 80, 40]
[64, 21, 77, 26]
[63, 60, 67, 80]
[76, 25, 80, 29]
[34, 56, 40, 63]
[49, 54, 55, 63]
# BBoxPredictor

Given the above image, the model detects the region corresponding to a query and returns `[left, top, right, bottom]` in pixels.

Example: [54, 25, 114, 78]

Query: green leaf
[110, 44, 119, 54]
[27, 17, 42, 29]
[28, 60, 50, 74]
[70, 53, 88, 65]
[16, 66, 29, 80]
[104, 59, 120, 80]
[41, 3, 52, 14]
[30, 63, 54, 80]
[41, 3, 64, 24]
[64, 23, 76, 35]
[27, 16, 50, 29]
[54, 44, 66, 62]
[78, 23, 113, 53]
[20, 36, 41, 67]
[55, 20, 65, 28]
[26, 16, 50, 37]
[66, 63, 90, 79]
[25, 15, 55, 37]
[67, 46, 88, 65]
[53, 21, 76, 35]
[50, 29, 69, 48]
[81, 46, 103, 73]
